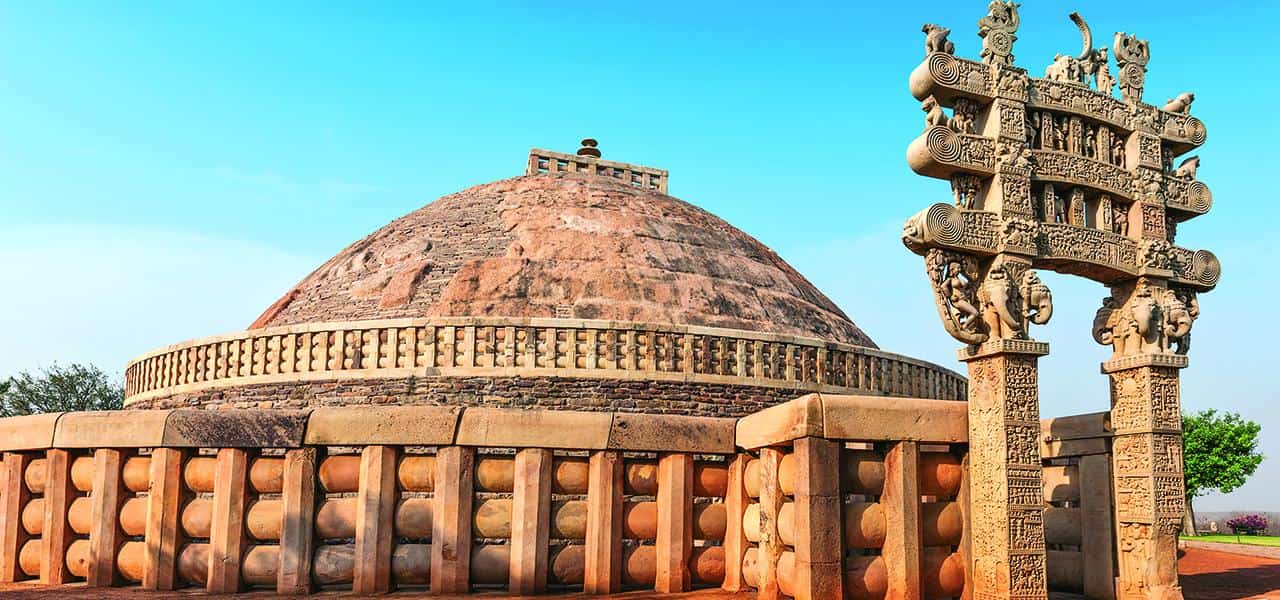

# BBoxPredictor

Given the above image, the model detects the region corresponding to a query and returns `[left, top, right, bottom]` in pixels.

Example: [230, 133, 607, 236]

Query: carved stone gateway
[907, 5, 1218, 599]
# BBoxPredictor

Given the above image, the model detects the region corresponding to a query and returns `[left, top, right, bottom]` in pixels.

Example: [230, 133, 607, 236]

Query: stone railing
[0, 406, 736, 595]
[734, 394, 970, 599]
[525, 149, 668, 194]
[123, 318, 969, 406]
[2, 395, 994, 598]
[1040, 412, 1115, 599]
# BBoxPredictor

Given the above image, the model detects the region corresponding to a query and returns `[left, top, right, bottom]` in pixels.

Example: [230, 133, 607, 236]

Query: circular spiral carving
[924, 203, 965, 245]
[927, 52, 962, 86]
[1121, 64, 1145, 87]
[1190, 249, 1221, 287]
[988, 30, 1013, 55]
[1186, 117, 1207, 146]
[1187, 181, 1212, 213]
[925, 126, 962, 164]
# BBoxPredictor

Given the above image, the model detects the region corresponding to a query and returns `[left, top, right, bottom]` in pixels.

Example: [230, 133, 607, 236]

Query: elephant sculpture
[1162, 289, 1195, 354]
[1126, 286, 1164, 355]
[979, 266, 1024, 340]
[1093, 296, 1118, 348]
[1020, 271, 1053, 326]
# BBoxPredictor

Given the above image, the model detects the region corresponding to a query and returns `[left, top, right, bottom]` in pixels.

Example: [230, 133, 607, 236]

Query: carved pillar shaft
[959, 340, 1049, 600]
[1105, 355, 1186, 600]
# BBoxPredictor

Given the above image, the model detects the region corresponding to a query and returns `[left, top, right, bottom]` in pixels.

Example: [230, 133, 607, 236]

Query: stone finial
[577, 138, 602, 159]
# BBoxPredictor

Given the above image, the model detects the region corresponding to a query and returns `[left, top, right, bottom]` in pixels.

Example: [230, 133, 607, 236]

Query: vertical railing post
[87, 448, 126, 587]
[278, 448, 317, 595]
[1079, 454, 1115, 600]
[792, 437, 843, 600]
[1, 453, 33, 583]
[756, 447, 785, 600]
[957, 450, 973, 600]
[510, 448, 552, 594]
[722, 453, 750, 592]
[208, 448, 249, 593]
[883, 440, 922, 600]
[143, 448, 185, 591]
[431, 445, 474, 594]
[354, 445, 396, 594]
[583, 450, 623, 594]
[655, 452, 693, 593]
[41, 449, 75, 585]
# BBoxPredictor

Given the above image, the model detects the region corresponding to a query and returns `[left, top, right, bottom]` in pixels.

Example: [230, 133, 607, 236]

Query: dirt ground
[1, 548, 1277, 598]
[1179, 546, 1280, 599]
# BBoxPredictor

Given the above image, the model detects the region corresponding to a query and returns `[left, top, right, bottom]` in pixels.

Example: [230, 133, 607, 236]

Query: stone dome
[124, 162, 967, 414]
[250, 173, 876, 348]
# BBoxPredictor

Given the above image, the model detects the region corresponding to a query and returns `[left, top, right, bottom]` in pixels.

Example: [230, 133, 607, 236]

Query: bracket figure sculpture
[908, 4, 1219, 599]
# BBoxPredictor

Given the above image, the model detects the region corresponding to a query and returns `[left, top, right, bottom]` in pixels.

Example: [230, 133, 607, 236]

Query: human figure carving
[1113, 204, 1129, 236]
[950, 98, 978, 134]
[1052, 118, 1067, 151]
[1083, 126, 1096, 159]
[1095, 48, 1115, 94]
[1163, 92, 1195, 114]
[1110, 136, 1126, 168]
[926, 251, 987, 345]
[951, 174, 981, 209]
[1025, 112, 1039, 149]
[1174, 156, 1199, 179]
[922, 96, 948, 129]
[923, 24, 955, 55]
[1050, 187, 1066, 223]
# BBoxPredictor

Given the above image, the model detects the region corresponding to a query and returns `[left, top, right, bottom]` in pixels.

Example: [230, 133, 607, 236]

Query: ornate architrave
[905, 7, 1218, 600]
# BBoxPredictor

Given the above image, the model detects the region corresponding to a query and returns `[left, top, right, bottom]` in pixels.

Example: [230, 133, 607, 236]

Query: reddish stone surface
[127, 371, 842, 416]
[0, 584, 749, 598]
[250, 173, 874, 348]
[1, 548, 1274, 598]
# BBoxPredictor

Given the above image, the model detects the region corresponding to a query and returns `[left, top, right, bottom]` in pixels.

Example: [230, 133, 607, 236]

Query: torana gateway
[0, 4, 1216, 600]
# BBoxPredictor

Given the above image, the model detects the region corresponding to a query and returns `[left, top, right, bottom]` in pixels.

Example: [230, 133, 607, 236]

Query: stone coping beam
[0, 407, 736, 454]
[1041, 411, 1113, 459]
[735, 393, 969, 449]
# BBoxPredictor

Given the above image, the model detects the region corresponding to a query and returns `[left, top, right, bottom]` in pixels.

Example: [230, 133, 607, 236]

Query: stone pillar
[1105, 354, 1187, 600]
[208, 448, 249, 593]
[278, 448, 317, 595]
[583, 450, 623, 595]
[958, 339, 1049, 600]
[143, 448, 185, 591]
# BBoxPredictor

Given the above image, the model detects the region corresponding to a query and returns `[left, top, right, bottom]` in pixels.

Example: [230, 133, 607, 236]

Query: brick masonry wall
[126, 376, 842, 417]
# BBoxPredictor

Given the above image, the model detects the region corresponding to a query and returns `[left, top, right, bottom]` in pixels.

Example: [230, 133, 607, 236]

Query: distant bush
[1226, 514, 1269, 535]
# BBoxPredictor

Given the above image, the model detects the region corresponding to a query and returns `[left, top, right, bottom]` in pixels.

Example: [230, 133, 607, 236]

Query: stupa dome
[124, 145, 964, 414]
[249, 174, 876, 348]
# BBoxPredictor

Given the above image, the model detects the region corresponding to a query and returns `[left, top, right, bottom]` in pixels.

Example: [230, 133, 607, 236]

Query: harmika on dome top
[123, 144, 966, 414]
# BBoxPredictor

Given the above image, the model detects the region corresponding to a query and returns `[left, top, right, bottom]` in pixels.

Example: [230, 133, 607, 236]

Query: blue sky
[1, 1, 1277, 512]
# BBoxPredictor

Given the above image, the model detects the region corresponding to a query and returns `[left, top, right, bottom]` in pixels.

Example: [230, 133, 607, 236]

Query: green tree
[0, 364, 124, 417]
[1182, 409, 1264, 535]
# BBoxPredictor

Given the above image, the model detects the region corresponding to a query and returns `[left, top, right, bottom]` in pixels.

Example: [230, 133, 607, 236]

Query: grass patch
[1185, 534, 1280, 547]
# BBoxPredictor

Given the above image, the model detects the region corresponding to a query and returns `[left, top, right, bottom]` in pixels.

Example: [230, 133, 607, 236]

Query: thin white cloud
[0, 225, 318, 379]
